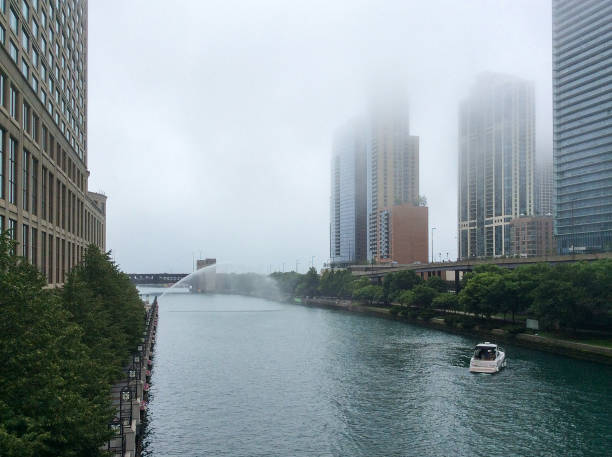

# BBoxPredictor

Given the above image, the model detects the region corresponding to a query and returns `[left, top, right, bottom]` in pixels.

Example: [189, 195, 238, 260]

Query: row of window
[0, 76, 86, 192]
[0, 213, 102, 283]
[1, 0, 86, 156]
[0, 128, 100, 246]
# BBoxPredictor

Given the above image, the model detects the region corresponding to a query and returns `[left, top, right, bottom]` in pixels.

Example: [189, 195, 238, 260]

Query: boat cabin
[473, 343, 498, 361]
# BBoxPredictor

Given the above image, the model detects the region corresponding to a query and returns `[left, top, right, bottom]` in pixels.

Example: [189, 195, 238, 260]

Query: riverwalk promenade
[106, 298, 159, 456]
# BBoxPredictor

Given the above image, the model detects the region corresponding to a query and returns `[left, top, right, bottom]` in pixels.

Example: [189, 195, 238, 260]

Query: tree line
[0, 232, 145, 457]
[271, 260, 612, 332]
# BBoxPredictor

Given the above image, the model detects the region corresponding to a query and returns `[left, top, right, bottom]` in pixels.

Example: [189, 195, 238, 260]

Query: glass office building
[330, 120, 367, 265]
[553, 0, 612, 253]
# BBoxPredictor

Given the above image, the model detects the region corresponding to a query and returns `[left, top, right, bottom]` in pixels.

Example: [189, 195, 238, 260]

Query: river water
[141, 290, 612, 456]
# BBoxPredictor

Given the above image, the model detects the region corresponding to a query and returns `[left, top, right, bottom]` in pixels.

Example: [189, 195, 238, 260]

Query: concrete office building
[366, 97, 421, 262]
[535, 155, 554, 216]
[330, 120, 367, 265]
[553, 0, 612, 254]
[458, 73, 535, 259]
[0, 0, 106, 285]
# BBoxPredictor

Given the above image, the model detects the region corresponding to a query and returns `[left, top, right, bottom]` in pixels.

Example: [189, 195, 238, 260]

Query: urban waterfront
[141, 289, 612, 457]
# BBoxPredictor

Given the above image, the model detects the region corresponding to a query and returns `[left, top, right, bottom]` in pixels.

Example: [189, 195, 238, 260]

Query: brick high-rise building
[377, 203, 428, 264]
[0, 0, 106, 285]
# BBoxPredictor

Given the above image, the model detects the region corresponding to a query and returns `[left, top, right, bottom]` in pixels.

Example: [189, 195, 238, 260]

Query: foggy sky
[87, 0, 552, 273]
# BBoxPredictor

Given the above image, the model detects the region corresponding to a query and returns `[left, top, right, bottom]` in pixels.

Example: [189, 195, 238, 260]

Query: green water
[143, 291, 612, 456]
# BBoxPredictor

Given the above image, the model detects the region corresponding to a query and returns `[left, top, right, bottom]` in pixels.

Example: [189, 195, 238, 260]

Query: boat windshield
[473, 347, 497, 360]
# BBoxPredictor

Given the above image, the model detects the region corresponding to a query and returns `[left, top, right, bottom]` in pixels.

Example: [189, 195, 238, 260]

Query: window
[9, 41, 18, 62]
[21, 28, 29, 50]
[9, 86, 17, 119]
[32, 158, 38, 215]
[32, 48, 38, 67]
[21, 61, 29, 79]
[32, 76, 38, 93]
[32, 20, 38, 38]
[41, 11, 46, 28]
[32, 0, 38, 12]
[22, 224, 29, 259]
[0, 24, 5, 45]
[41, 36, 46, 53]
[22, 149, 29, 211]
[22, 102, 30, 132]
[8, 138, 17, 204]
[0, 73, 4, 108]
[40, 90, 46, 104]
[31, 228, 37, 266]
[41, 64, 46, 79]
[0, 130, 3, 200]
[41, 166, 47, 219]
[21, 0, 29, 20]
[9, 8, 18, 34]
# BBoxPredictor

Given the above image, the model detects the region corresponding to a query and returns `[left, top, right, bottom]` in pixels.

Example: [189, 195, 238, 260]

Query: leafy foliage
[0, 234, 129, 456]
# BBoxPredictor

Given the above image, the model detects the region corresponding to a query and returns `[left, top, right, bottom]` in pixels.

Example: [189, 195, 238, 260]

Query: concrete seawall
[300, 298, 612, 365]
[105, 298, 159, 457]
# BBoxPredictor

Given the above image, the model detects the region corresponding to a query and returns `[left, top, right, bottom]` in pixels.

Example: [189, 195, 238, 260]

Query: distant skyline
[88, 0, 552, 273]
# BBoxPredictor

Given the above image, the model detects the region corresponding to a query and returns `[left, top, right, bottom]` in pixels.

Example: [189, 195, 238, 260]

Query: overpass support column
[455, 270, 460, 294]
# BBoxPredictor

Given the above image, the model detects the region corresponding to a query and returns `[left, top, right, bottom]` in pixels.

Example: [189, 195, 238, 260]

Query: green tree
[459, 272, 505, 319]
[353, 285, 383, 305]
[411, 284, 439, 307]
[383, 270, 422, 303]
[0, 234, 114, 457]
[398, 290, 416, 306]
[63, 245, 145, 377]
[425, 275, 448, 293]
[432, 292, 459, 312]
[295, 267, 320, 297]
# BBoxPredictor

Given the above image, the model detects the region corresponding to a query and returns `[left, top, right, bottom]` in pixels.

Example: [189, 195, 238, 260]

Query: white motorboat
[469, 342, 506, 373]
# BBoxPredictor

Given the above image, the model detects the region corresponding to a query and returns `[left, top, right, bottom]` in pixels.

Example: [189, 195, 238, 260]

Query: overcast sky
[88, 0, 552, 274]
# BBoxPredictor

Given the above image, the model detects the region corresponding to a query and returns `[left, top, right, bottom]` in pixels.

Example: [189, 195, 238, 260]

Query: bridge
[350, 252, 612, 289]
[127, 273, 189, 285]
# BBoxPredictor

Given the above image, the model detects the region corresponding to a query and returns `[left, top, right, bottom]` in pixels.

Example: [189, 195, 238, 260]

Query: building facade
[0, 0, 106, 285]
[366, 98, 420, 261]
[552, 0, 612, 254]
[535, 156, 554, 216]
[329, 120, 367, 265]
[458, 73, 535, 259]
[509, 216, 554, 257]
[377, 203, 428, 264]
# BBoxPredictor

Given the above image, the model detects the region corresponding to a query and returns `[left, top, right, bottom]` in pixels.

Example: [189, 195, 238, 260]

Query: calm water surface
[141, 290, 612, 457]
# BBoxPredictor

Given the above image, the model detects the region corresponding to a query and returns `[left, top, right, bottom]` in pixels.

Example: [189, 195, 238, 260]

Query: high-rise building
[552, 0, 612, 254]
[0, 0, 106, 285]
[366, 97, 420, 261]
[377, 203, 428, 264]
[535, 156, 554, 216]
[458, 73, 535, 259]
[330, 120, 367, 265]
[509, 216, 554, 258]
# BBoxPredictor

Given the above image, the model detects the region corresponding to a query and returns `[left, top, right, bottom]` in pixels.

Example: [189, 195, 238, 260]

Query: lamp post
[431, 227, 436, 263]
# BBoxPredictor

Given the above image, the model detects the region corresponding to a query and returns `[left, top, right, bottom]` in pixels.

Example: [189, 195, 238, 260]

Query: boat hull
[469, 352, 506, 373]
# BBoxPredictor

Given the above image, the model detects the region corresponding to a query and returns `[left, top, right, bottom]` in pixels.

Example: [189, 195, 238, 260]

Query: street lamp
[431, 227, 437, 263]
[110, 417, 121, 435]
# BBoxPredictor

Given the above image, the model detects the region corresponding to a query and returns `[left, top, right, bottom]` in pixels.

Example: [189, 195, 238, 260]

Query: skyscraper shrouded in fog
[330, 120, 367, 265]
[458, 73, 535, 259]
[0, 0, 106, 284]
[366, 95, 421, 262]
[553, 0, 612, 254]
[536, 155, 554, 217]
[330, 93, 427, 266]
